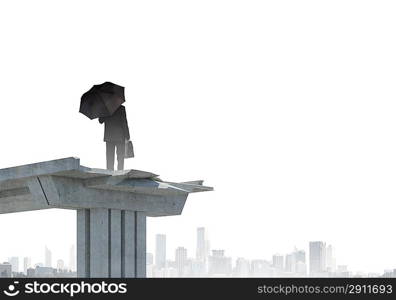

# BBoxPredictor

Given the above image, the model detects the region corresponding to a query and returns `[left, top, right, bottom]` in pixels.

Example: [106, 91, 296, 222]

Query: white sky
[0, 0, 396, 274]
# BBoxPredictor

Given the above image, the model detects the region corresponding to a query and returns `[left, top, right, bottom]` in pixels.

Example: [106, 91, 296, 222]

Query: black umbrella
[79, 82, 125, 119]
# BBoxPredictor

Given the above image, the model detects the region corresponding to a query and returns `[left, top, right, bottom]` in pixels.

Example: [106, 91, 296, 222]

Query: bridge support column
[77, 208, 146, 278]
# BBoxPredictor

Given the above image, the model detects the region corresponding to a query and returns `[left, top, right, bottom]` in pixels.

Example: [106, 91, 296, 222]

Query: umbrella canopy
[80, 82, 125, 119]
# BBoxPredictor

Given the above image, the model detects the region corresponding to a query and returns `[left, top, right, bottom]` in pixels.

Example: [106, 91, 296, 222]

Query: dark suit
[99, 105, 130, 170]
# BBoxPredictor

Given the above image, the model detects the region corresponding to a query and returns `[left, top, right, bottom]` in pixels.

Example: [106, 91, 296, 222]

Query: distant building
[146, 253, 154, 278]
[57, 259, 65, 270]
[0, 262, 12, 278]
[250, 259, 272, 277]
[166, 259, 176, 269]
[190, 259, 206, 277]
[309, 241, 326, 275]
[45, 246, 52, 268]
[295, 249, 306, 264]
[382, 269, 396, 278]
[167, 268, 178, 277]
[26, 267, 35, 278]
[8, 257, 19, 273]
[272, 254, 284, 271]
[146, 253, 154, 265]
[146, 265, 154, 277]
[35, 266, 55, 277]
[23, 257, 32, 275]
[69, 245, 76, 271]
[285, 249, 306, 275]
[296, 261, 307, 276]
[175, 247, 188, 277]
[155, 234, 167, 269]
[185, 259, 194, 276]
[55, 270, 77, 278]
[325, 244, 336, 272]
[234, 258, 250, 277]
[25, 266, 76, 278]
[336, 265, 350, 277]
[196, 227, 210, 263]
[208, 250, 232, 276]
[154, 266, 177, 277]
[285, 254, 295, 273]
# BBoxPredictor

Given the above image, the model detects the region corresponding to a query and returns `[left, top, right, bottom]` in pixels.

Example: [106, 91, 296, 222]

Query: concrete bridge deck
[0, 157, 213, 277]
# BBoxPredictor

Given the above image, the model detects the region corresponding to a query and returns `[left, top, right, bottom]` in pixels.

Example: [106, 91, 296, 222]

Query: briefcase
[125, 140, 134, 158]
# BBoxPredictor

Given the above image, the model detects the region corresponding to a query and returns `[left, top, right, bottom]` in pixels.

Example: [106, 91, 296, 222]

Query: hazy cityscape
[0, 227, 395, 278]
[147, 227, 396, 278]
[0, 245, 76, 278]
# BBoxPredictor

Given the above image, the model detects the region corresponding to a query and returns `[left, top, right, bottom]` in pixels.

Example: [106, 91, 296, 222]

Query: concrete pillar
[110, 209, 122, 277]
[77, 208, 146, 278]
[135, 211, 146, 277]
[77, 209, 90, 277]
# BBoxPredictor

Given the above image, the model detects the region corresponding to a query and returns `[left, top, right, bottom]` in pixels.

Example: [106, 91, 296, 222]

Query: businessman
[99, 105, 130, 170]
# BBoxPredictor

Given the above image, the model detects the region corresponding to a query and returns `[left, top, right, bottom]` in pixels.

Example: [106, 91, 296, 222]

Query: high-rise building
[309, 241, 326, 275]
[69, 245, 76, 271]
[175, 247, 188, 277]
[23, 257, 32, 274]
[285, 253, 295, 273]
[196, 227, 210, 262]
[45, 246, 52, 268]
[325, 244, 336, 272]
[155, 234, 167, 269]
[8, 257, 19, 273]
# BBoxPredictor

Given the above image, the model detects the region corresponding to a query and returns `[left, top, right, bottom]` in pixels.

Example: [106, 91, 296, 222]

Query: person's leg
[106, 142, 116, 170]
[116, 141, 126, 171]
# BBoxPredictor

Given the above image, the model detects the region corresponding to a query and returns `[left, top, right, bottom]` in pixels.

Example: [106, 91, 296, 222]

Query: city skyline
[2, 244, 76, 275]
[1, 227, 395, 278]
[146, 227, 396, 278]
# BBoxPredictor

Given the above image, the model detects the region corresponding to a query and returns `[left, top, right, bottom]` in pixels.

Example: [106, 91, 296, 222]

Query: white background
[0, 0, 395, 273]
